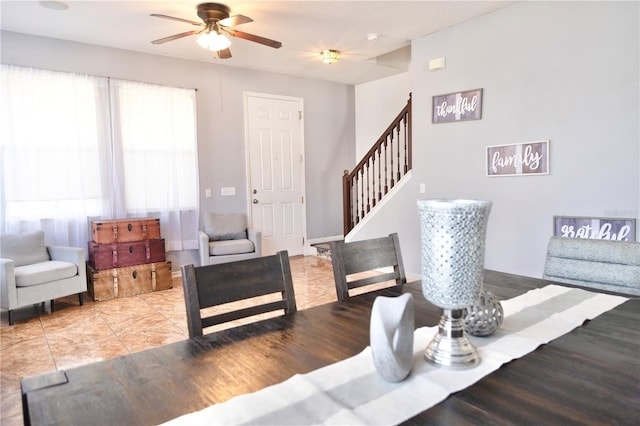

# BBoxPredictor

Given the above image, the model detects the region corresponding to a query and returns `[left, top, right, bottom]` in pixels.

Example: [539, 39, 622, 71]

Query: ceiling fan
[150, 2, 282, 59]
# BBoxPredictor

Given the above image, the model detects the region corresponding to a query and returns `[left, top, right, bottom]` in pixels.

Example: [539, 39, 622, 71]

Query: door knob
[253, 199, 259, 204]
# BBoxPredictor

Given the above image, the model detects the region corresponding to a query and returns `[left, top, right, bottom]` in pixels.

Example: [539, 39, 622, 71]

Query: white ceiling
[0, 1, 515, 85]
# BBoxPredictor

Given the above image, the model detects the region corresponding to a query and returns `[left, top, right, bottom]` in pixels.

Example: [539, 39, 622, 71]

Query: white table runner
[163, 285, 628, 425]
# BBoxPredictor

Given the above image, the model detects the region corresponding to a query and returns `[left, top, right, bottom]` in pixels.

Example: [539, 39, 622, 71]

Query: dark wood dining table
[21, 270, 639, 425]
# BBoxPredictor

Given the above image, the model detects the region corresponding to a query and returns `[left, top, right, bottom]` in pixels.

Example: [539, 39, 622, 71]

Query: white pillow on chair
[203, 213, 247, 241]
[0, 231, 50, 266]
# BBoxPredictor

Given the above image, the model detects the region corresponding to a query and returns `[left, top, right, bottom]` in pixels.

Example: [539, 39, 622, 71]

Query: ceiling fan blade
[219, 14, 253, 27]
[151, 30, 199, 45]
[218, 48, 232, 59]
[224, 29, 282, 49]
[150, 13, 203, 27]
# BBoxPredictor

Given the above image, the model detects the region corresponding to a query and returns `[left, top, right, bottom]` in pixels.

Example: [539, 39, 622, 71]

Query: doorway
[244, 92, 306, 256]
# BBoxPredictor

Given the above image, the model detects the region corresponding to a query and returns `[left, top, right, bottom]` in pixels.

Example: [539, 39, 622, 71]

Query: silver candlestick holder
[417, 199, 492, 369]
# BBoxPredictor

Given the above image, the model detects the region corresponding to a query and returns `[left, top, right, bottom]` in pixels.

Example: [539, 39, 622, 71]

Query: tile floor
[0, 255, 350, 426]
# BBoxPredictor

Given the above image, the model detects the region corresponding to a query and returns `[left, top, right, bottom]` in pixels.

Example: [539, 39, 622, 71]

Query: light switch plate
[221, 187, 236, 196]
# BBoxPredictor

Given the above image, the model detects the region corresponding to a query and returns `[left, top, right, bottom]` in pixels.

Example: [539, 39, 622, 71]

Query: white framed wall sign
[432, 88, 482, 124]
[553, 216, 636, 242]
[486, 140, 549, 177]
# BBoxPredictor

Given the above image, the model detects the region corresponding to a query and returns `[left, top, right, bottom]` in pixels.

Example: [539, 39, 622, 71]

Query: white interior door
[245, 93, 305, 256]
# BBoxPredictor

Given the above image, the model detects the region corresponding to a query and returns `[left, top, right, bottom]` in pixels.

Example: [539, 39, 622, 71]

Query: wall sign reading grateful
[432, 89, 482, 123]
[486, 140, 549, 176]
[553, 216, 636, 242]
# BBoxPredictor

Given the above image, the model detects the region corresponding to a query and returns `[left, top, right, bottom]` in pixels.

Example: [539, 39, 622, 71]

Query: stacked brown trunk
[86, 218, 172, 301]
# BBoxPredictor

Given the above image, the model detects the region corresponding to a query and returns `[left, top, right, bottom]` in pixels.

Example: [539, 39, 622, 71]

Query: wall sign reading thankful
[486, 140, 549, 176]
[432, 89, 483, 123]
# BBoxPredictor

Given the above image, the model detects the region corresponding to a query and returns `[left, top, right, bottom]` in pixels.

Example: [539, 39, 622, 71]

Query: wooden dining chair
[329, 233, 407, 301]
[181, 251, 297, 337]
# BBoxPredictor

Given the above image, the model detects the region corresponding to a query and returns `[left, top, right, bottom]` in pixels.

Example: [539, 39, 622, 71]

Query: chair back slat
[329, 233, 406, 301]
[201, 301, 289, 329]
[181, 251, 296, 338]
[543, 236, 640, 296]
[347, 272, 401, 290]
[339, 237, 402, 275]
[195, 255, 291, 305]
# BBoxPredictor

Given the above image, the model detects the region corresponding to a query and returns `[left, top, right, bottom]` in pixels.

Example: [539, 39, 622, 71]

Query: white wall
[1, 31, 355, 267]
[355, 72, 411, 159]
[355, 1, 639, 279]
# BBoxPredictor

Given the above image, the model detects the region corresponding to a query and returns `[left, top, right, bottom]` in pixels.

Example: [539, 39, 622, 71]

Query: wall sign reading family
[432, 88, 482, 123]
[553, 216, 636, 242]
[486, 140, 549, 176]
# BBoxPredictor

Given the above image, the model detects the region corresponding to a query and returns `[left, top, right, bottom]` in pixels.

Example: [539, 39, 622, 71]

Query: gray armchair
[1, 230, 86, 325]
[198, 213, 262, 266]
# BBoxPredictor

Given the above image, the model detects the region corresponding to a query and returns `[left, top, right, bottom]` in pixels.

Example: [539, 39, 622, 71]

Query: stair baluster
[360, 167, 365, 222]
[377, 147, 382, 203]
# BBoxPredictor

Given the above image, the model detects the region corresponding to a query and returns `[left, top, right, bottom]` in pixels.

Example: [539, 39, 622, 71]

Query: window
[1, 66, 107, 223]
[1, 65, 199, 250]
[111, 79, 198, 212]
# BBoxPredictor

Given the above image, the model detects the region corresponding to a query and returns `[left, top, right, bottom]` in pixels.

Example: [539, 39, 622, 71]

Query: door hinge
[301, 195, 304, 204]
[298, 111, 302, 120]
[302, 237, 305, 244]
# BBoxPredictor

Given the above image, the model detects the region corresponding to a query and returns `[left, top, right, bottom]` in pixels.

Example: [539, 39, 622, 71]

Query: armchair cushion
[203, 213, 247, 241]
[209, 239, 255, 256]
[0, 231, 50, 266]
[15, 261, 78, 287]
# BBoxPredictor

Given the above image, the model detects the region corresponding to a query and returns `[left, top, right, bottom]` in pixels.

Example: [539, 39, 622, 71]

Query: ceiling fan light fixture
[197, 31, 231, 51]
[321, 49, 340, 65]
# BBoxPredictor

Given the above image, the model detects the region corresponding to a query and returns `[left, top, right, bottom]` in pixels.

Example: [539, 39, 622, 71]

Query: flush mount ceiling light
[39, 1, 69, 10]
[321, 49, 340, 64]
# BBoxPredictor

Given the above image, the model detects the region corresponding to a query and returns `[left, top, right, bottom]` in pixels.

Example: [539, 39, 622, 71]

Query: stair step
[310, 241, 343, 259]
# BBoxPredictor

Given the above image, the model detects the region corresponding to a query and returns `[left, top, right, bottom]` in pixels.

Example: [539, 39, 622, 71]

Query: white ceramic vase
[369, 293, 415, 382]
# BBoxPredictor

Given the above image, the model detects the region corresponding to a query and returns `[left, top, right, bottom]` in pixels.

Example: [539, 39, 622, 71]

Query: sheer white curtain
[1, 65, 199, 251]
[109, 79, 199, 251]
[0, 65, 111, 247]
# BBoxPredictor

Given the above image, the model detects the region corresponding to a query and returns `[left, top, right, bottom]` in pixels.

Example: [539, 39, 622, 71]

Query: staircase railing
[342, 94, 412, 235]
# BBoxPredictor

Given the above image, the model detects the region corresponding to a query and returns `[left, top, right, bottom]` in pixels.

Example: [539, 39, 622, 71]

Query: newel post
[342, 169, 352, 236]
[407, 93, 412, 171]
